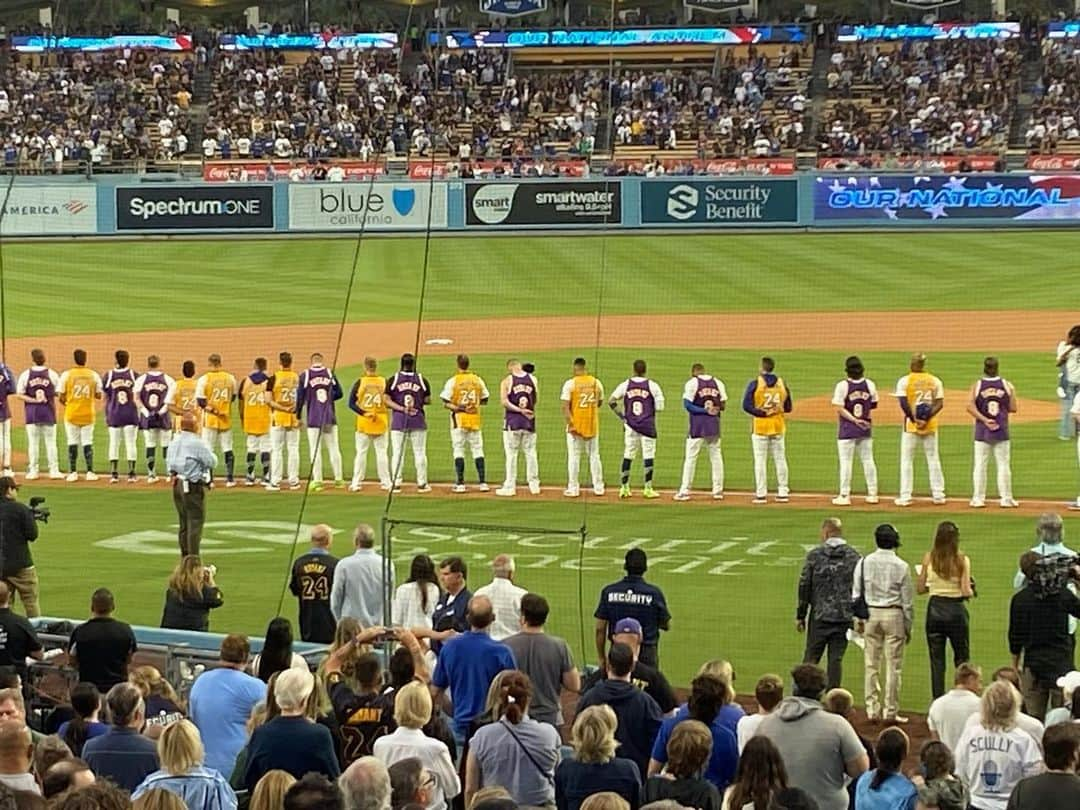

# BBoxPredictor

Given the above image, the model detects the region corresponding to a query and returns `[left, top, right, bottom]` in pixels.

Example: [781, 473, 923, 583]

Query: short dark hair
[633, 359, 646, 376]
[791, 664, 826, 701]
[992, 666, 1022, 690]
[845, 356, 864, 379]
[1043, 722, 1080, 770]
[388, 647, 415, 690]
[114, 350, 129, 368]
[30, 349, 45, 366]
[50, 781, 130, 810]
[182, 360, 196, 378]
[457, 354, 470, 370]
[220, 634, 251, 664]
[73, 349, 87, 366]
[607, 642, 634, 678]
[388, 757, 424, 809]
[755, 674, 784, 712]
[984, 356, 999, 377]
[284, 772, 345, 810]
[688, 674, 727, 725]
[355, 653, 382, 689]
[280, 352, 292, 367]
[90, 589, 114, 615]
[255, 357, 267, 371]
[400, 353, 416, 372]
[624, 548, 647, 575]
[520, 594, 549, 627]
[761, 356, 775, 373]
[440, 557, 467, 578]
[573, 357, 587, 367]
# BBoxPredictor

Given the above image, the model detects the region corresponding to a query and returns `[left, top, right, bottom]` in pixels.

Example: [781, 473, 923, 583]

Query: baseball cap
[1058, 670, 1080, 694]
[613, 618, 643, 637]
[875, 524, 901, 549]
[625, 548, 648, 574]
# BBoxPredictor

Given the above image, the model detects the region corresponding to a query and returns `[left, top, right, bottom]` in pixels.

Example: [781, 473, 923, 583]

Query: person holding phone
[161, 555, 223, 633]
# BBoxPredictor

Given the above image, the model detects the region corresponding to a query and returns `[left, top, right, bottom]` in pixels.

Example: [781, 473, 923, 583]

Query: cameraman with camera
[0, 477, 43, 618]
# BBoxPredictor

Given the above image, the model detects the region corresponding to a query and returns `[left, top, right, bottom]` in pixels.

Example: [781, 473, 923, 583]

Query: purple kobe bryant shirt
[139, 372, 172, 430]
[974, 377, 1010, 443]
[838, 379, 874, 440]
[624, 378, 657, 438]
[301, 366, 339, 427]
[24, 368, 57, 426]
[104, 368, 139, 427]
[388, 371, 428, 431]
[504, 372, 536, 433]
[0, 365, 13, 422]
[689, 376, 721, 439]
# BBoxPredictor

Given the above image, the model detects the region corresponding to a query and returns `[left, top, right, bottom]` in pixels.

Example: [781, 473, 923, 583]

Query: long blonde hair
[317, 617, 369, 690]
[157, 719, 204, 775]
[130, 666, 185, 713]
[981, 681, 1020, 733]
[571, 705, 618, 764]
[167, 555, 205, 602]
[250, 770, 297, 810]
[133, 789, 187, 810]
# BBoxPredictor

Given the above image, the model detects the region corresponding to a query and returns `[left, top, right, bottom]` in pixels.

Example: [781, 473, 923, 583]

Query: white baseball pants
[899, 432, 945, 501]
[972, 440, 1012, 503]
[245, 433, 271, 453]
[201, 428, 233, 454]
[451, 427, 484, 459]
[678, 436, 724, 496]
[622, 425, 657, 460]
[837, 437, 878, 499]
[354, 431, 391, 488]
[307, 425, 343, 483]
[566, 433, 603, 492]
[390, 429, 428, 487]
[142, 428, 170, 450]
[0, 420, 10, 469]
[25, 424, 58, 475]
[108, 425, 138, 461]
[270, 426, 300, 486]
[503, 430, 539, 491]
[752, 433, 789, 497]
[64, 422, 94, 447]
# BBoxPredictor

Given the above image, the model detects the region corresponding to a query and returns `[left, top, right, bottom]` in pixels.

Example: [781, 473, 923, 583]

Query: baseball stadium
[3, 2, 1080, 805]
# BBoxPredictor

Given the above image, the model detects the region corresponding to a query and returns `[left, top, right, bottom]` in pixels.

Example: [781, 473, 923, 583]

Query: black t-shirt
[329, 679, 395, 765]
[1007, 772, 1080, 810]
[581, 661, 677, 714]
[0, 500, 37, 577]
[69, 617, 137, 692]
[0, 608, 41, 673]
[290, 551, 338, 644]
[644, 776, 720, 810]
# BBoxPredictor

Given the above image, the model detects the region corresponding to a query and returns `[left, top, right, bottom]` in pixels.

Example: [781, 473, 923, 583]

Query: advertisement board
[836, 22, 1018, 41]
[289, 183, 448, 231]
[0, 186, 97, 236]
[435, 25, 806, 48]
[817, 154, 999, 172]
[480, 0, 547, 16]
[640, 179, 798, 225]
[203, 162, 386, 182]
[116, 186, 274, 231]
[813, 174, 1080, 223]
[465, 182, 621, 226]
[11, 34, 192, 51]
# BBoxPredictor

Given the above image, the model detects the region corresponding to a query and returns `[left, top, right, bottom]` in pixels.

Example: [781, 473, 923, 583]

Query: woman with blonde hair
[580, 793, 630, 810]
[916, 521, 973, 699]
[465, 671, 560, 809]
[374, 680, 460, 810]
[132, 789, 187, 810]
[131, 719, 237, 809]
[129, 666, 185, 737]
[317, 617, 369, 692]
[645, 720, 720, 810]
[954, 681, 1043, 810]
[249, 769, 297, 810]
[160, 555, 223, 632]
[556, 705, 642, 810]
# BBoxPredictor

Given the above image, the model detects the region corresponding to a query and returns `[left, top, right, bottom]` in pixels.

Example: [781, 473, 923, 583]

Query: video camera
[1028, 553, 1080, 597]
[29, 497, 49, 524]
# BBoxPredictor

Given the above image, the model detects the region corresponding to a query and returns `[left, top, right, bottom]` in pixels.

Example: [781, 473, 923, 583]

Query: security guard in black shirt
[595, 548, 671, 668]
[0, 478, 41, 617]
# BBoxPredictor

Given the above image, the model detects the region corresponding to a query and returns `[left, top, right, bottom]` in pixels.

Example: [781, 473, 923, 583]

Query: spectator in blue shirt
[132, 719, 237, 809]
[432, 595, 516, 744]
[430, 557, 472, 654]
[854, 728, 918, 810]
[82, 682, 160, 793]
[57, 682, 108, 757]
[595, 549, 670, 669]
[189, 634, 267, 777]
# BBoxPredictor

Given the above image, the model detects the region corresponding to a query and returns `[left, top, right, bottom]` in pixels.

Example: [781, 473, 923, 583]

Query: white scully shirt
[853, 549, 914, 633]
[473, 577, 528, 641]
[954, 721, 1043, 810]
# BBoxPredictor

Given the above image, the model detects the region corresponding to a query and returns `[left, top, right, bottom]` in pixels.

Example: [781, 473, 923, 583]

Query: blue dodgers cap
[613, 618, 643, 637]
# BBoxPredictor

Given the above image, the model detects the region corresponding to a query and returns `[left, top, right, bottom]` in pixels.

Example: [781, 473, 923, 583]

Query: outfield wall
[1, 173, 1076, 236]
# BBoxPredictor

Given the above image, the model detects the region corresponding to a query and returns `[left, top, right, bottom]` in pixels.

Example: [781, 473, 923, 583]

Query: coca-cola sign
[1026, 155, 1080, 171]
[203, 161, 385, 181]
[817, 154, 999, 172]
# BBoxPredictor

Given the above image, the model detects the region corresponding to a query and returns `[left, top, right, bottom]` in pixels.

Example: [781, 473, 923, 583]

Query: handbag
[852, 558, 870, 621]
[500, 718, 555, 786]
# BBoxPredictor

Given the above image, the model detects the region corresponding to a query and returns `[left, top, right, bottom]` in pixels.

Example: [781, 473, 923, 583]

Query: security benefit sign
[289, 183, 448, 231]
[466, 182, 622, 226]
[813, 174, 1080, 223]
[640, 179, 799, 226]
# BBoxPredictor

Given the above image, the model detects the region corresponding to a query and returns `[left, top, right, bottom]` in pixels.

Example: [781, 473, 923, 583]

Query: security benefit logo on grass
[94, 521, 332, 555]
[116, 186, 274, 231]
[466, 182, 622, 226]
[641, 179, 799, 226]
[289, 182, 448, 231]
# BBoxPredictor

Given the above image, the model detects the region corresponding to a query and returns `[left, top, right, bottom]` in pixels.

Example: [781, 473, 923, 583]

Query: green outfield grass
[5, 230, 1080, 713]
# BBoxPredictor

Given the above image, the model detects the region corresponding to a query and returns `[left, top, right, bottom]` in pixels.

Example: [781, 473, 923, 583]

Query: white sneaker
[1, 469, 12, 478]
[25, 472, 39, 481]
[84, 472, 99, 481]
[969, 499, 986, 508]
[478, 483, 490, 492]
[932, 496, 948, 505]
[451, 484, 466, 493]
[673, 491, 691, 501]
[48, 471, 63, 480]
[1070, 500, 1080, 511]
[348, 483, 361, 492]
[65, 472, 78, 482]
[564, 488, 580, 498]
[495, 487, 516, 497]
[225, 480, 237, 488]
[832, 496, 851, 506]
[379, 483, 392, 491]
[593, 486, 605, 497]
[417, 484, 432, 493]
[264, 483, 281, 491]
[894, 498, 912, 507]
[752, 496, 768, 504]
[146, 474, 159, 484]
[288, 482, 302, 490]
[865, 495, 879, 504]
[712, 492, 724, 500]
[776, 494, 790, 503]
[528, 483, 542, 495]
[1000, 498, 1020, 508]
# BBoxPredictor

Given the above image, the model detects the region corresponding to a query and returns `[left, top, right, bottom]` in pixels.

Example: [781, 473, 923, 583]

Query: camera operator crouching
[0, 477, 45, 618]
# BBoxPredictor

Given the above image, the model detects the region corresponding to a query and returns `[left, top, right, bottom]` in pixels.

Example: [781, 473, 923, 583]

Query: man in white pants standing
[968, 356, 1018, 509]
[385, 353, 431, 493]
[296, 352, 344, 491]
[347, 357, 391, 492]
[0, 360, 16, 477]
[496, 359, 540, 497]
[742, 357, 792, 504]
[832, 356, 879, 506]
[134, 355, 175, 484]
[894, 353, 946, 507]
[609, 359, 665, 499]
[440, 354, 490, 493]
[267, 352, 301, 491]
[15, 349, 62, 480]
[673, 363, 726, 501]
[561, 357, 604, 497]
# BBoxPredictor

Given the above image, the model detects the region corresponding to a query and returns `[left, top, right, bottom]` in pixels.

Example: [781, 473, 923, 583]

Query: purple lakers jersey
[139, 372, 172, 430]
[974, 377, 1010, 442]
[301, 366, 339, 428]
[104, 368, 139, 427]
[504, 372, 536, 432]
[838, 379, 874, 440]
[388, 371, 428, 431]
[0, 365, 13, 422]
[689, 376, 721, 439]
[23, 368, 56, 425]
[624, 378, 657, 438]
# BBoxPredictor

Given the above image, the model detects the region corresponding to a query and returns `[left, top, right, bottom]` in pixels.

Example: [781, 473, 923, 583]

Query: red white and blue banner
[433, 25, 807, 48]
[11, 34, 193, 51]
[837, 22, 1019, 42]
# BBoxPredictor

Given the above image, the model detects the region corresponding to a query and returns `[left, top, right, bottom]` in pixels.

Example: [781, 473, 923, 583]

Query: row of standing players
[0, 347, 1026, 504]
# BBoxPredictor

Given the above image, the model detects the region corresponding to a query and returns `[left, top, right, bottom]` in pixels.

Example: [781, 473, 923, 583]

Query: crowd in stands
[1027, 37, 1080, 151]
[0, 512, 1079, 809]
[819, 39, 1022, 157]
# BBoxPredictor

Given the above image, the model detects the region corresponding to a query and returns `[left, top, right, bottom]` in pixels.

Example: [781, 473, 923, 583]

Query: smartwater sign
[640, 179, 799, 226]
[116, 186, 274, 230]
[466, 182, 621, 226]
[289, 183, 448, 231]
[0, 186, 97, 235]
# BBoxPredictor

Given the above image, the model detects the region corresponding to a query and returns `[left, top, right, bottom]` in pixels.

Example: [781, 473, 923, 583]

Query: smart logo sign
[116, 186, 274, 230]
[289, 183, 447, 230]
[466, 182, 621, 226]
[641, 179, 799, 225]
